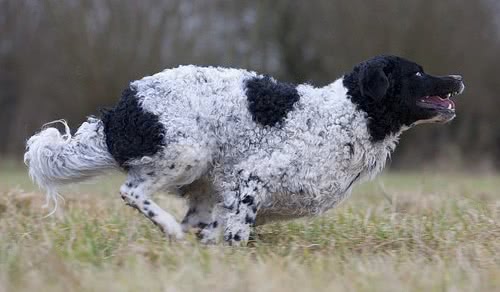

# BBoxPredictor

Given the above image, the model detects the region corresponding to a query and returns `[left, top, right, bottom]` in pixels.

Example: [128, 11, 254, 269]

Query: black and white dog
[25, 55, 464, 245]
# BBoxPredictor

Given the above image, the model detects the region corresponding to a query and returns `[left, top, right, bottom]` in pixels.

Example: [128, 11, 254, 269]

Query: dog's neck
[312, 76, 406, 141]
[316, 78, 403, 179]
[340, 72, 411, 142]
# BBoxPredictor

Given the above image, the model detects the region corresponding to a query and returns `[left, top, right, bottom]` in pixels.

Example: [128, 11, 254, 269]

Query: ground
[0, 160, 499, 291]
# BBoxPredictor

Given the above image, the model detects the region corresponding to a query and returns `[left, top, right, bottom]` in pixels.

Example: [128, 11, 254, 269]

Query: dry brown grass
[0, 164, 499, 291]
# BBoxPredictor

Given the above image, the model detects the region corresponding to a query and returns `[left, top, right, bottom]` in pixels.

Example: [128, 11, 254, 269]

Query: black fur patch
[102, 86, 165, 167]
[245, 214, 255, 225]
[197, 222, 209, 229]
[245, 76, 300, 127]
[242, 195, 254, 205]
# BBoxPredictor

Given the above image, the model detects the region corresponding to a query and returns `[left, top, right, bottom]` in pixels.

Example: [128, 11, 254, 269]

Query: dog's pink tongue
[424, 95, 455, 109]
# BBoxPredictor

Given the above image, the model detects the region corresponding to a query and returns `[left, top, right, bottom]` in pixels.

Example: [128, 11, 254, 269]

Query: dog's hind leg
[120, 143, 214, 240]
[120, 171, 184, 239]
[180, 178, 220, 244]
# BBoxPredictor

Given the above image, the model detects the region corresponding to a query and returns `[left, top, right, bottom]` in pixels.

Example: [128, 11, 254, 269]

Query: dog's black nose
[449, 75, 463, 81]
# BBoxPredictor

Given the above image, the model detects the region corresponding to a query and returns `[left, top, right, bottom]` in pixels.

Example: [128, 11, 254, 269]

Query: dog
[24, 55, 464, 245]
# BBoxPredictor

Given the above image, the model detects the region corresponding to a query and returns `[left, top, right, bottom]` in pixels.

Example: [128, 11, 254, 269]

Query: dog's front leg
[221, 172, 264, 246]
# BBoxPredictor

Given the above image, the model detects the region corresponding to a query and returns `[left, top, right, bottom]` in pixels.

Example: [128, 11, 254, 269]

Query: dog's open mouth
[416, 91, 460, 112]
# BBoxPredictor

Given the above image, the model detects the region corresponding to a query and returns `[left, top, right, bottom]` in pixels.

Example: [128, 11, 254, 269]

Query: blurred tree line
[1, 0, 499, 169]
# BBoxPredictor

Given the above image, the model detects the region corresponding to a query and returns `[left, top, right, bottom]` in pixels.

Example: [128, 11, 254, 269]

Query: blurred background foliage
[1, 0, 499, 170]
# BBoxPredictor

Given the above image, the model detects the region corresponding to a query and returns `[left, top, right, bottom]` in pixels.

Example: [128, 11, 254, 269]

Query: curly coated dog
[25, 55, 465, 245]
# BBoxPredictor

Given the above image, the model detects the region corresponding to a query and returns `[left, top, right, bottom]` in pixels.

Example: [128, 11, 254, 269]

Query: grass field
[0, 162, 499, 291]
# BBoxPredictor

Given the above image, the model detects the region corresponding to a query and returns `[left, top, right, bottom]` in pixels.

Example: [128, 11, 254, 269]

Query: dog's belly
[255, 189, 351, 225]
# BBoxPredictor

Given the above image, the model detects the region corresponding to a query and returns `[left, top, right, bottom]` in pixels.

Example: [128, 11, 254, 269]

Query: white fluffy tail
[24, 117, 117, 215]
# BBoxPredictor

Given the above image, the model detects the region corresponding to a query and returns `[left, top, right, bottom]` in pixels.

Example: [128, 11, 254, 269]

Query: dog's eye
[415, 72, 423, 77]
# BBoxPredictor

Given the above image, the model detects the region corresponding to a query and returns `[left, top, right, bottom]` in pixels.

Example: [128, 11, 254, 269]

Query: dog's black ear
[359, 62, 389, 100]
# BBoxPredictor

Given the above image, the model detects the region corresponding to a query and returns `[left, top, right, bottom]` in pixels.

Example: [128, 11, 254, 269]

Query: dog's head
[344, 55, 465, 141]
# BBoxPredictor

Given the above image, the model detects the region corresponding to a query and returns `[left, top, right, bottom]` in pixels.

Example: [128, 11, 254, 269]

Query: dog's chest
[255, 135, 397, 224]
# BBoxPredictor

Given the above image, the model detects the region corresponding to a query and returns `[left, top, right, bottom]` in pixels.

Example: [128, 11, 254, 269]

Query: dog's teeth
[446, 93, 451, 98]
[448, 104, 452, 110]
